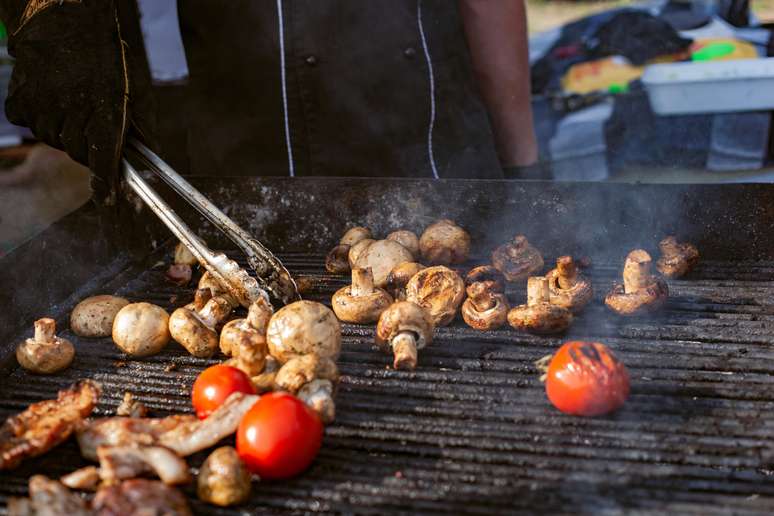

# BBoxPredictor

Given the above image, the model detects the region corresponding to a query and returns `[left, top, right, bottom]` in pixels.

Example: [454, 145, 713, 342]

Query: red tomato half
[236, 392, 323, 480]
[545, 341, 630, 417]
[192, 364, 256, 419]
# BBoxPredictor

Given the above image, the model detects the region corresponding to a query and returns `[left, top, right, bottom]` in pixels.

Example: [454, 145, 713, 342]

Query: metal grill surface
[1, 253, 774, 515]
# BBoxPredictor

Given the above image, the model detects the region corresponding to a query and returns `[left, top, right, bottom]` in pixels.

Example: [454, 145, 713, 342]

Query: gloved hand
[0, 0, 154, 204]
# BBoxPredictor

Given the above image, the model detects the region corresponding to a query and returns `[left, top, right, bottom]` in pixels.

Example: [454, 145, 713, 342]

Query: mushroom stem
[34, 318, 56, 343]
[193, 288, 213, 311]
[351, 267, 374, 297]
[556, 256, 578, 290]
[623, 250, 653, 294]
[391, 331, 418, 370]
[526, 277, 550, 306]
[198, 298, 232, 328]
[246, 298, 272, 334]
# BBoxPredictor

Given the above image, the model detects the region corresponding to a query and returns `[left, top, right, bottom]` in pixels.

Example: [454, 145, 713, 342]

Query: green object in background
[608, 82, 629, 94]
[0, 21, 6, 41]
[692, 42, 735, 61]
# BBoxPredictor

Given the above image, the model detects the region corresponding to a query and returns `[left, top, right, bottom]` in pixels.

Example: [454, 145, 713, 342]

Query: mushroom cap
[174, 242, 198, 266]
[112, 303, 170, 357]
[461, 292, 509, 331]
[325, 244, 351, 274]
[340, 226, 372, 247]
[419, 219, 471, 265]
[165, 264, 192, 286]
[354, 240, 414, 288]
[657, 237, 699, 278]
[331, 284, 393, 324]
[386, 230, 420, 259]
[274, 354, 340, 394]
[70, 295, 130, 338]
[348, 238, 375, 268]
[169, 308, 218, 358]
[375, 301, 434, 352]
[16, 323, 75, 374]
[546, 268, 593, 313]
[465, 265, 506, 293]
[220, 318, 258, 355]
[605, 278, 669, 316]
[491, 235, 544, 282]
[507, 303, 572, 334]
[386, 262, 425, 299]
[197, 446, 251, 507]
[405, 265, 466, 327]
[266, 300, 341, 364]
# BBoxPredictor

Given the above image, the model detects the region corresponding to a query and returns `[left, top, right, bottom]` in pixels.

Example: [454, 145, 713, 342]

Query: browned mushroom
[219, 299, 271, 377]
[492, 235, 544, 282]
[405, 265, 465, 326]
[173, 241, 198, 266]
[386, 230, 420, 259]
[112, 303, 171, 357]
[165, 264, 192, 286]
[251, 355, 279, 393]
[657, 236, 699, 278]
[325, 245, 351, 274]
[386, 262, 425, 301]
[461, 282, 509, 330]
[70, 295, 130, 338]
[348, 238, 376, 268]
[340, 226, 372, 247]
[332, 267, 393, 323]
[274, 354, 340, 423]
[169, 296, 232, 358]
[419, 219, 471, 265]
[198, 271, 239, 308]
[16, 318, 75, 374]
[375, 301, 434, 370]
[197, 446, 251, 507]
[353, 239, 414, 288]
[546, 256, 593, 313]
[266, 300, 341, 364]
[606, 250, 669, 316]
[465, 265, 506, 293]
[508, 277, 572, 334]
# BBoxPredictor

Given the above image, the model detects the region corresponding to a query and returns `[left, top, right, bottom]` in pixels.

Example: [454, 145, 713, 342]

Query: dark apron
[173, 0, 502, 179]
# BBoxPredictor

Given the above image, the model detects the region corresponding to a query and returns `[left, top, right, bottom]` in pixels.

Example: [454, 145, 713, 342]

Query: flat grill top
[2, 252, 774, 514]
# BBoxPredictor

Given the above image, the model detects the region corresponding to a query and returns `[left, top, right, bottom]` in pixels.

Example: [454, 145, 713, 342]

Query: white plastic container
[642, 58, 774, 115]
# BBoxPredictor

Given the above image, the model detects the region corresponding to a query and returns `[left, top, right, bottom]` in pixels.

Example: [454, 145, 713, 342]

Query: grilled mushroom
[354, 239, 414, 288]
[492, 235, 544, 282]
[298, 379, 336, 424]
[386, 230, 420, 260]
[274, 354, 339, 423]
[419, 219, 471, 265]
[508, 277, 572, 334]
[376, 301, 434, 370]
[465, 265, 506, 293]
[348, 238, 375, 268]
[386, 262, 425, 301]
[112, 303, 171, 357]
[220, 296, 273, 377]
[266, 301, 341, 364]
[165, 264, 192, 286]
[198, 271, 239, 308]
[325, 245, 351, 274]
[546, 256, 593, 313]
[657, 236, 699, 278]
[332, 267, 393, 323]
[461, 282, 509, 330]
[16, 318, 75, 374]
[340, 226, 372, 247]
[252, 355, 280, 393]
[174, 241, 198, 266]
[169, 296, 232, 358]
[197, 446, 251, 507]
[405, 265, 466, 326]
[70, 295, 130, 338]
[606, 250, 668, 316]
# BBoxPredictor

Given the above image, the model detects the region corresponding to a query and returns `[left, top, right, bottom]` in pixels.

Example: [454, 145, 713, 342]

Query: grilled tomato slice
[545, 341, 629, 416]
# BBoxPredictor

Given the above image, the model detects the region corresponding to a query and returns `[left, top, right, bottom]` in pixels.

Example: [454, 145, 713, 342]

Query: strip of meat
[7, 475, 91, 516]
[97, 445, 191, 485]
[77, 392, 258, 460]
[1, 380, 101, 470]
[92, 479, 192, 516]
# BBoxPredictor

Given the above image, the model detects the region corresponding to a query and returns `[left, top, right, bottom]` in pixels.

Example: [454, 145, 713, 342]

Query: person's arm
[459, 0, 538, 168]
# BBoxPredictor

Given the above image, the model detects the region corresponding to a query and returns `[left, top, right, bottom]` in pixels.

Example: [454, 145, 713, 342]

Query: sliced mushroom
[465, 265, 506, 293]
[348, 238, 375, 269]
[266, 300, 341, 364]
[605, 250, 669, 316]
[70, 295, 130, 338]
[386, 262, 425, 301]
[657, 236, 699, 278]
[375, 301, 434, 370]
[508, 277, 572, 334]
[169, 297, 232, 358]
[197, 446, 251, 507]
[251, 355, 280, 393]
[353, 239, 414, 288]
[492, 235, 544, 282]
[546, 256, 593, 313]
[16, 318, 75, 374]
[386, 230, 420, 259]
[340, 226, 372, 247]
[405, 265, 466, 327]
[174, 241, 198, 266]
[332, 267, 393, 323]
[112, 303, 171, 357]
[461, 282, 509, 330]
[419, 219, 471, 265]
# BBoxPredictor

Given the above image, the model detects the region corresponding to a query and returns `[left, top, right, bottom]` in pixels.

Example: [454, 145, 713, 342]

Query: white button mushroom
[508, 277, 573, 334]
[112, 302, 171, 357]
[386, 230, 420, 260]
[220, 297, 272, 376]
[375, 301, 435, 370]
[197, 446, 251, 507]
[70, 295, 130, 338]
[169, 296, 232, 358]
[16, 318, 75, 374]
[266, 301, 341, 364]
[419, 219, 471, 265]
[274, 354, 339, 423]
[354, 240, 414, 289]
[331, 267, 393, 324]
[405, 265, 466, 327]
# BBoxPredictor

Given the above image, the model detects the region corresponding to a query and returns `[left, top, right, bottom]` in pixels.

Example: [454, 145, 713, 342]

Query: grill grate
[2, 253, 774, 514]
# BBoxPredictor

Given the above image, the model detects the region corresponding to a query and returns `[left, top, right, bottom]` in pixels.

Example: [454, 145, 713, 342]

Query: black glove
[503, 161, 552, 180]
[0, 0, 154, 204]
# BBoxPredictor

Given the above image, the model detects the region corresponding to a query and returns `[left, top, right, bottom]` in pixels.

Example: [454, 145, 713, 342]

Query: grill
[1, 178, 774, 514]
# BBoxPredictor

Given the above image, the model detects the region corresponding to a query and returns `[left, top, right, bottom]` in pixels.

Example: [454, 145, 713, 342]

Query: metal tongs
[121, 138, 300, 307]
